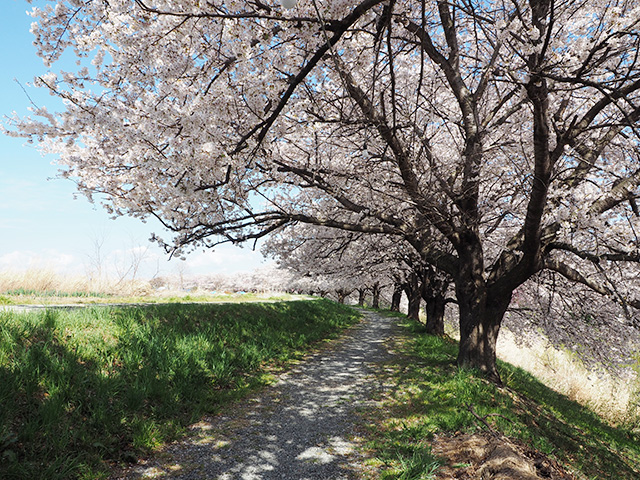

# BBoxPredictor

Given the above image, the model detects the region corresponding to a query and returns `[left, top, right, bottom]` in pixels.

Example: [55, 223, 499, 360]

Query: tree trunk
[336, 289, 348, 304]
[403, 274, 422, 321]
[407, 292, 421, 320]
[421, 267, 448, 336]
[424, 294, 446, 336]
[371, 282, 381, 309]
[391, 284, 402, 311]
[357, 288, 366, 307]
[449, 238, 516, 384]
[456, 286, 512, 384]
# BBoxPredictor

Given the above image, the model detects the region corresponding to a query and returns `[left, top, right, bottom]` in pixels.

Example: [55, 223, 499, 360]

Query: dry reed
[496, 328, 639, 427]
[441, 309, 639, 428]
[0, 268, 151, 298]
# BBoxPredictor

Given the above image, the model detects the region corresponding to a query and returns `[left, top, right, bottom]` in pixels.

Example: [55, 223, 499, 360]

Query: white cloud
[0, 249, 81, 273]
[0, 244, 270, 280]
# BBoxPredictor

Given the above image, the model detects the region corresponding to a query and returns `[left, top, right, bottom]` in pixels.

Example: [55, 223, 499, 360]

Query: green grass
[0, 290, 305, 305]
[1, 288, 111, 298]
[0, 299, 360, 480]
[150, 292, 306, 304]
[362, 314, 640, 480]
[0, 295, 14, 305]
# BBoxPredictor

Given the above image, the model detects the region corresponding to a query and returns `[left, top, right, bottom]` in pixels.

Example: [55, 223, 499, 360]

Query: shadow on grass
[362, 316, 640, 480]
[113, 308, 396, 480]
[0, 299, 360, 480]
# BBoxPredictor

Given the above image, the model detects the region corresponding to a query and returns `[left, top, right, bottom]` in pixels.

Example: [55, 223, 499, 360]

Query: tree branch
[230, 0, 386, 155]
[543, 257, 611, 297]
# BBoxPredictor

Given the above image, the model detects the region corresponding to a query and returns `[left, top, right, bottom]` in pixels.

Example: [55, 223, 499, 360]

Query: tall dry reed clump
[0, 269, 151, 299]
[497, 328, 640, 428]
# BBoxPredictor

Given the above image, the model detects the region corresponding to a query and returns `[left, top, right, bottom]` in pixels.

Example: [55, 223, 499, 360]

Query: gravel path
[113, 309, 397, 480]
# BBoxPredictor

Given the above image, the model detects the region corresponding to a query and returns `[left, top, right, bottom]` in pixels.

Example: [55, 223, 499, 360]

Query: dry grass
[496, 328, 639, 427]
[0, 269, 151, 300]
[0, 268, 305, 305]
[440, 312, 640, 428]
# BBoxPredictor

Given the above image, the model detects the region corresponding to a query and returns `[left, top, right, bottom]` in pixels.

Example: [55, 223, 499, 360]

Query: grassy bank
[0, 299, 360, 480]
[0, 292, 305, 306]
[0, 285, 304, 306]
[363, 314, 640, 479]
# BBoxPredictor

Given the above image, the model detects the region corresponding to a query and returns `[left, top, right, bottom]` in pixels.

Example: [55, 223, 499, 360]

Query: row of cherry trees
[8, 0, 640, 381]
[265, 224, 640, 374]
[263, 224, 451, 333]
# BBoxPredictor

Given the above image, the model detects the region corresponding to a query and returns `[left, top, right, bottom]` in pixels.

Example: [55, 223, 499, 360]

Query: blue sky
[0, 0, 269, 279]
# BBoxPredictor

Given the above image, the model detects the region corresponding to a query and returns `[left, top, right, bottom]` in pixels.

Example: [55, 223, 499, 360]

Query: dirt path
[112, 309, 396, 480]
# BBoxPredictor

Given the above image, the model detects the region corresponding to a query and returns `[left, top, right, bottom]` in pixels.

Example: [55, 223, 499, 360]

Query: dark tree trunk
[371, 282, 381, 309]
[357, 288, 367, 307]
[456, 284, 512, 384]
[391, 284, 403, 312]
[407, 293, 421, 320]
[424, 294, 446, 336]
[449, 238, 517, 384]
[421, 267, 448, 336]
[403, 273, 422, 321]
[336, 289, 348, 304]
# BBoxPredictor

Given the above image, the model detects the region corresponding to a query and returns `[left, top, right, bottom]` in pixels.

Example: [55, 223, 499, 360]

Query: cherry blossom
[7, 0, 640, 382]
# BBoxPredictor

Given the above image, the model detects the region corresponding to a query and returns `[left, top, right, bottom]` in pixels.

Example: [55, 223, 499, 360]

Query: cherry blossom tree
[265, 223, 453, 330]
[8, 0, 640, 382]
[264, 225, 394, 305]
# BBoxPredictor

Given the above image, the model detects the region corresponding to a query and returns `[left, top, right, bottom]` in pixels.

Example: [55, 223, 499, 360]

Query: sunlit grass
[0, 299, 360, 480]
[362, 314, 640, 480]
[439, 310, 640, 429]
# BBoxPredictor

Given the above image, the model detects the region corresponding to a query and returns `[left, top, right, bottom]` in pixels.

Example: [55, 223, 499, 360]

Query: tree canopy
[8, 0, 640, 381]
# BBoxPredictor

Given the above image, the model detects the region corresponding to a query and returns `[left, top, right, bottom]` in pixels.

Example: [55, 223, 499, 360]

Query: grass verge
[361, 313, 640, 479]
[0, 290, 305, 306]
[0, 299, 360, 480]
